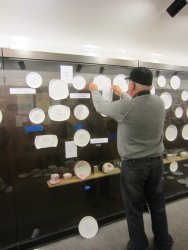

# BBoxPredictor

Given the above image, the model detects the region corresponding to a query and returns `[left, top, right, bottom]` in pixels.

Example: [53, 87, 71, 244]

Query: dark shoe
[153, 235, 174, 250]
[127, 240, 135, 250]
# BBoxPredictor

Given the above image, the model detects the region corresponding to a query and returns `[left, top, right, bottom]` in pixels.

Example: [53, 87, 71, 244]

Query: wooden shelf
[47, 156, 188, 188]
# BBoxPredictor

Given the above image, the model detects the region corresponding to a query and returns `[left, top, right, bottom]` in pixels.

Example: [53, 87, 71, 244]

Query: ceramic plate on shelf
[170, 75, 181, 90]
[74, 129, 90, 147]
[175, 107, 183, 118]
[49, 79, 69, 100]
[181, 90, 188, 101]
[0, 110, 2, 123]
[74, 160, 91, 179]
[113, 74, 128, 92]
[48, 105, 70, 121]
[29, 108, 45, 124]
[182, 124, 188, 140]
[165, 125, 178, 141]
[160, 92, 172, 109]
[74, 104, 89, 120]
[157, 75, 166, 87]
[26, 72, 42, 88]
[170, 161, 178, 172]
[78, 216, 98, 239]
[72, 75, 86, 90]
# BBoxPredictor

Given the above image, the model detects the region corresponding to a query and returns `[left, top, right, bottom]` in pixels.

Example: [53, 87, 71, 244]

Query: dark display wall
[0, 49, 188, 250]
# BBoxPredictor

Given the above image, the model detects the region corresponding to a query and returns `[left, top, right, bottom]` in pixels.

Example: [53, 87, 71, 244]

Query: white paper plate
[49, 79, 69, 100]
[182, 124, 188, 140]
[93, 75, 112, 101]
[150, 86, 155, 95]
[113, 74, 128, 92]
[157, 75, 166, 87]
[48, 105, 70, 121]
[0, 110, 2, 123]
[170, 75, 181, 90]
[170, 161, 178, 172]
[74, 104, 89, 120]
[74, 129, 90, 147]
[175, 107, 183, 118]
[34, 135, 58, 149]
[26, 72, 42, 88]
[181, 90, 188, 101]
[78, 216, 98, 239]
[74, 161, 91, 179]
[160, 92, 172, 109]
[165, 125, 178, 141]
[29, 108, 45, 124]
[72, 75, 86, 90]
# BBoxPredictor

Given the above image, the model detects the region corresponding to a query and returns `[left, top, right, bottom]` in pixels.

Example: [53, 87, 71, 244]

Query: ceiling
[0, 0, 188, 66]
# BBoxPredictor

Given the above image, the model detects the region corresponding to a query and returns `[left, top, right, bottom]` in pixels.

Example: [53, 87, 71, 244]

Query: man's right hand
[112, 85, 123, 96]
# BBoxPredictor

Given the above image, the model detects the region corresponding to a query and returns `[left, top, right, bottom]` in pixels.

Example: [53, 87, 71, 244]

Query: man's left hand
[89, 82, 98, 92]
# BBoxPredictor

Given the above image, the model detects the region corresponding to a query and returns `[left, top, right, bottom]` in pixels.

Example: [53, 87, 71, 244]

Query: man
[89, 67, 174, 250]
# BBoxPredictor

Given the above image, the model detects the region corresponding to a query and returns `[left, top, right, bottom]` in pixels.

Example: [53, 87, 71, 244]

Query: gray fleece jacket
[91, 90, 165, 160]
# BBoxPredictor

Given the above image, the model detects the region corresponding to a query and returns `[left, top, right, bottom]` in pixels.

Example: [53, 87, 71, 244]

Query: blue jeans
[120, 156, 174, 250]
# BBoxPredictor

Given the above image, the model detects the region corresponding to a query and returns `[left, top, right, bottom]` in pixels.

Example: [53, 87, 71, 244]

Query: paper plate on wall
[157, 75, 166, 87]
[74, 161, 91, 179]
[175, 107, 183, 118]
[34, 135, 58, 149]
[74, 129, 90, 147]
[26, 72, 42, 88]
[29, 108, 45, 124]
[181, 90, 188, 101]
[93, 75, 112, 101]
[170, 75, 181, 90]
[49, 79, 69, 100]
[113, 74, 128, 92]
[160, 92, 172, 109]
[72, 75, 86, 90]
[48, 105, 70, 121]
[165, 125, 178, 141]
[182, 124, 188, 140]
[170, 161, 178, 172]
[74, 104, 89, 120]
[0, 110, 2, 123]
[78, 216, 98, 239]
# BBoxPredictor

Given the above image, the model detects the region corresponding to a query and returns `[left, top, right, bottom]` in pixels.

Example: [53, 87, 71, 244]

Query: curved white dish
[175, 107, 183, 118]
[74, 104, 89, 120]
[34, 135, 58, 149]
[182, 124, 188, 140]
[170, 75, 181, 90]
[26, 72, 42, 88]
[93, 75, 112, 101]
[0, 110, 2, 123]
[150, 86, 155, 95]
[181, 90, 188, 101]
[160, 92, 172, 109]
[165, 125, 178, 141]
[157, 75, 166, 88]
[29, 108, 45, 124]
[74, 160, 91, 179]
[78, 216, 98, 239]
[170, 161, 178, 172]
[48, 105, 70, 121]
[49, 79, 69, 100]
[72, 75, 86, 90]
[113, 74, 128, 92]
[74, 129, 90, 147]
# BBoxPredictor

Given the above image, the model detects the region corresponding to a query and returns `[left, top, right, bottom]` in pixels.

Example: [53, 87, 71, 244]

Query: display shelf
[47, 156, 188, 188]
[47, 168, 120, 188]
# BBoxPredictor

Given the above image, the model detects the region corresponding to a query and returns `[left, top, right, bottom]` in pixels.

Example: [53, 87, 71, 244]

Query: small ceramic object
[63, 173, 72, 180]
[102, 162, 114, 174]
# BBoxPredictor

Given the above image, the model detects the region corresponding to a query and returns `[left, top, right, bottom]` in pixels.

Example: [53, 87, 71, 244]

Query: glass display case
[0, 48, 188, 249]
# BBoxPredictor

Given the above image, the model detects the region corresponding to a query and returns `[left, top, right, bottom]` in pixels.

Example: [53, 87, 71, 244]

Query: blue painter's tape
[108, 133, 117, 140]
[74, 123, 84, 131]
[24, 125, 44, 133]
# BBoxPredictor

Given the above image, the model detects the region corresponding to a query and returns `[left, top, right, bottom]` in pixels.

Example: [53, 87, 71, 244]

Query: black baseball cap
[126, 67, 153, 86]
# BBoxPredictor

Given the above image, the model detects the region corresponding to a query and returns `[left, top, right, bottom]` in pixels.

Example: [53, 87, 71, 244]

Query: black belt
[123, 155, 162, 162]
